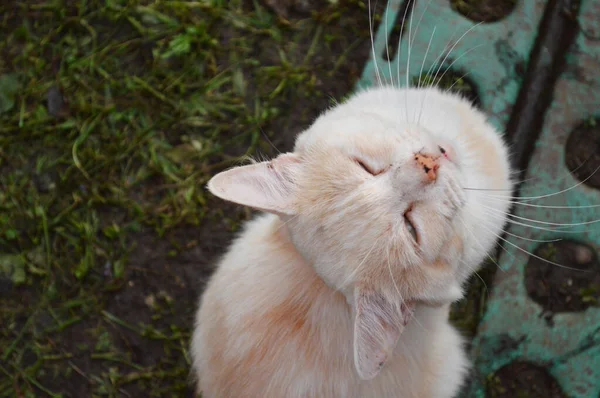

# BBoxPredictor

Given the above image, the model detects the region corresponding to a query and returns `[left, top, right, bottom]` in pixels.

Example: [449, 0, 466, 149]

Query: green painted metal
[467, 0, 600, 396]
[356, 0, 549, 132]
[357, 0, 600, 396]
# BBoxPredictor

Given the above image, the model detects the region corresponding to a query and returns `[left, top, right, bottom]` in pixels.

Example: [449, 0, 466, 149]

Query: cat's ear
[207, 153, 302, 216]
[353, 286, 414, 380]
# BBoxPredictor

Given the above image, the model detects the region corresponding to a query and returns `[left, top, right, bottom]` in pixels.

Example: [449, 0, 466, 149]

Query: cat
[189, 85, 514, 397]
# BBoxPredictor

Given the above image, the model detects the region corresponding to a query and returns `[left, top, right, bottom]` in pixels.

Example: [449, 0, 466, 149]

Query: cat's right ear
[353, 286, 414, 380]
[207, 153, 302, 216]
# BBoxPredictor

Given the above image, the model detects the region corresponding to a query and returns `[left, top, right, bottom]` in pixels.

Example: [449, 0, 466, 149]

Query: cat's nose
[414, 153, 439, 182]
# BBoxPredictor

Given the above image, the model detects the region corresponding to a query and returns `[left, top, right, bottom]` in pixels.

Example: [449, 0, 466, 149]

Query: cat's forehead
[295, 110, 427, 152]
[295, 123, 430, 164]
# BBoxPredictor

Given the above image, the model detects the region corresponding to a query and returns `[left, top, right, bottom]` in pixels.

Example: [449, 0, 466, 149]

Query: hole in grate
[525, 240, 600, 315]
[565, 118, 600, 190]
[381, 0, 415, 62]
[411, 68, 481, 107]
[486, 361, 567, 398]
[450, 0, 517, 23]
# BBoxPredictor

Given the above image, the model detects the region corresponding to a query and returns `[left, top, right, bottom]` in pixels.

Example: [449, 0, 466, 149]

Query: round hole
[525, 240, 600, 314]
[412, 69, 481, 108]
[450, 0, 518, 23]
[564, 118, 600, 190]
[486, 361, 567, 398]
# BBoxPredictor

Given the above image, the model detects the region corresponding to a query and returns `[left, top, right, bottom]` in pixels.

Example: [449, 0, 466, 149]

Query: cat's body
[191, 87, 513, 397]
[193, 214, 468, 398]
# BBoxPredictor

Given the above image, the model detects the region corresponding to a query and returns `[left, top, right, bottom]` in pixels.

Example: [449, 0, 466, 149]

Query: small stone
[47, 85, 68, 118]
[145, 294, 156, 309]
[574, 245, 593, 265]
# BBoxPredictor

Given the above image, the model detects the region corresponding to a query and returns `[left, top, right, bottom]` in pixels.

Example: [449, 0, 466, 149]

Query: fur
[191, 86, 513, 397]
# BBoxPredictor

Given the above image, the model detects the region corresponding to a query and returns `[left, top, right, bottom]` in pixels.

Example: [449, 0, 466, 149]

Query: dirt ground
[0, 0, 540, 396]
[0, 0, 390, 396]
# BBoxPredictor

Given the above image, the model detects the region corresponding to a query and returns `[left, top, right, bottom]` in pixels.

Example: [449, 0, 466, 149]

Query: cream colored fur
[190, 86, 513, 397]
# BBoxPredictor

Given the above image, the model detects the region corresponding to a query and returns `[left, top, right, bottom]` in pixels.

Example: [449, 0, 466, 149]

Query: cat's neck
[263, 214, 353, 323]
[255, 214, 447, 363]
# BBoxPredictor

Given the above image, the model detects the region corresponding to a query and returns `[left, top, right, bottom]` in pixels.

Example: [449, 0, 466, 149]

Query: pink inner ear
[206, 152, 302, 216]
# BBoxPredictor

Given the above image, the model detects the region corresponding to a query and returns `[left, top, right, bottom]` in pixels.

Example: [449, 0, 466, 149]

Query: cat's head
[207, 87, 507, 380]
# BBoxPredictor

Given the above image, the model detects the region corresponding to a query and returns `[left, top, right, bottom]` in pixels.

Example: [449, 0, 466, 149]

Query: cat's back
[190, 214, 356, 397]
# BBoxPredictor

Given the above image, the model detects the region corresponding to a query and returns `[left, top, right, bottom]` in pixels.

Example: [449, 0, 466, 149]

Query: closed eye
[355, 158, 383, 176]
[404, 208, 419, 244]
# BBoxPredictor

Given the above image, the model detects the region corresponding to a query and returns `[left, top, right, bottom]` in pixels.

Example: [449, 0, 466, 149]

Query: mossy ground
[0, 1, 489, 396]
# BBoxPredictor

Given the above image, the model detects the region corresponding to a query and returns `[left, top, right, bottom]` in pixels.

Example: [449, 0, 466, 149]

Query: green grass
[0, 0, 382, 396]
[0, 1, 490, 396]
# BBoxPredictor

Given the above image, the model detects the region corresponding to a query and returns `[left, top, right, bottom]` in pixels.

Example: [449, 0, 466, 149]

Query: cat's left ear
[353, 285, 414, 380]
[207, 153, 303, 216]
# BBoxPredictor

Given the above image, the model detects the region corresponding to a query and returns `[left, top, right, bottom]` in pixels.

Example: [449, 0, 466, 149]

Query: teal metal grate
[357, 1, 600, 396]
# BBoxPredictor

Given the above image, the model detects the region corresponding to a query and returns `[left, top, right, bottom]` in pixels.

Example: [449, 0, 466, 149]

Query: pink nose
[414, 153, 439, 182]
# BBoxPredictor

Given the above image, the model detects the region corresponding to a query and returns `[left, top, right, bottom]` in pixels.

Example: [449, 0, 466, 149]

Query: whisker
[432, 44, 483, 88]
[481, 203, 600, 227]
[469, 210, 563, 243]
[458, 257, 489, 298]
[383, 0, 393, 87]
[368, 0, 383, 88]
[430, 22, 483, 88]
[335, 236, 381, 294]
[423, 21, 463, 82]
[469, 164, 600, 202]
[412, 0, 436, 93]
[444, 70, 471, 93]
[479, 207, 588, 234]
[259, 127, 282, 155]
[275, 213, 302, 233]
[496, 228, 563, 243]
[417, 26, 437, 97]
[418, 23, 482, 125]
[518, 164, 600, 201]
[463, 154, 596, 194]
[457, 215, 506, 273]
[387, 251, 402, 300]
[397, 0, 413, 122]
[478, 195, 600, 209]
[477, 219, 589, 272]
[396, 0, 412, 86]
[405, 0, 416, 127]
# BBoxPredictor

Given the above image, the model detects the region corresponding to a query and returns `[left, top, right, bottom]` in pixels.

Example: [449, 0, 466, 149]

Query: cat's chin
[417, 282, 464, 307]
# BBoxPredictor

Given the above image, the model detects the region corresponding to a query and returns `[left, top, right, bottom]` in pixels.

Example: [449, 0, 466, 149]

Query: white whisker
[481, 203, 600, 227]
[383, 0, 393, 87]
[387, 251, 402, 299]
[479, 206, 588, 234]
[458, 258, 489, 298]
[430, 22, 483, 87]
[409, 0, 435, 102]
[434, 44, 483, 87]
[336, 236, 381, 294]
[478, 194, 600, 209]
[477, 219, 589, 271]
[444, 71, 470, 93]
[458, 215, 506, 273]
[417, 26, 437, 95]
[396, 0, 412, 87]
[405, 0, 416, 127]
[467, 164, 600, 202]
[469, 211, 563, 243]
[418, 23, 482, 125]
[368, 0, 383, 88]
